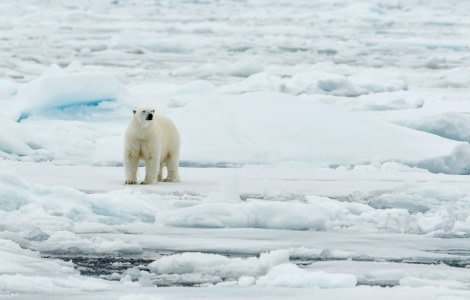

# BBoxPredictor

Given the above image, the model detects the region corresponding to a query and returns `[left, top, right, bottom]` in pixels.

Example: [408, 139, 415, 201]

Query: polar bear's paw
[140, 180, 156, 185]
[125, 180, 137, 185]
[163, 177, 180, 182]
[163, 172, 180, 182]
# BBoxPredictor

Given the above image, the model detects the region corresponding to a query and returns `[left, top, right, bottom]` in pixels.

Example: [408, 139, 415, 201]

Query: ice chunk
[0, 119, 32, 155]
[0, 79, 18, 98]
[173, 91, 467, 172]
[206, 175, 241, 203]
[256, 263, 357, 288]
[148, 250, 289, 280]
[17, 67, 121, 121]
[155, 200, 327, 230]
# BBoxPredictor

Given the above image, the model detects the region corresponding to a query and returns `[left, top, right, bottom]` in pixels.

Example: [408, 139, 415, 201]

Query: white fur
[124, 108, 180, 184]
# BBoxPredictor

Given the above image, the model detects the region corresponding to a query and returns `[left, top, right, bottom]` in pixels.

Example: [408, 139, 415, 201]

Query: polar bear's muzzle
[146, 113, 153, 121]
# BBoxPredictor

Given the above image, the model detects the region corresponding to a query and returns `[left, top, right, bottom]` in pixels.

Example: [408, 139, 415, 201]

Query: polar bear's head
[133, 108, 155, 127]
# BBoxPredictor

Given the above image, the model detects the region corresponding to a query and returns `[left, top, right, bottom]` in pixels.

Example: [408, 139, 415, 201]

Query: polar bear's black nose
[146, 113, 153, 120]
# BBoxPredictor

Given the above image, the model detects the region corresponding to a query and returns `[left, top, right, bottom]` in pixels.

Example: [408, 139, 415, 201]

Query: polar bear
[124, 108, 180, 184]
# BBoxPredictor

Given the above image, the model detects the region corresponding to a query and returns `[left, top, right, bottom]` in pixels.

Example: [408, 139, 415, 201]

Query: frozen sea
[1, 0, 470, 299]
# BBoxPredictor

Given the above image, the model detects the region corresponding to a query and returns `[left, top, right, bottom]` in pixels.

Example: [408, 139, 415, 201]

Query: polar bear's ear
[133, 110, 136, 114]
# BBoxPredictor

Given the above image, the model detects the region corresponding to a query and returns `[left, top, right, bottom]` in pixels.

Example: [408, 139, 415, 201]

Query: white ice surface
[2, 0, 470, 299]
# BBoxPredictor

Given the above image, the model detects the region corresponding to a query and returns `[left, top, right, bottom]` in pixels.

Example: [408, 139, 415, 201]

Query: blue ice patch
[53, 99, 107, 110]
[16, 112, 30, 123]
[179, 160, 243, 168]
[369, 7, 385, 15]
[426, 45, 463, 51]
[17, 98, 115, 122]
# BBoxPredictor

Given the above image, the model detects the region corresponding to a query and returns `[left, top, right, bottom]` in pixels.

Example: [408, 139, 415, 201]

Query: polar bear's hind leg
[158, 162, 164, 182]
[163, 153, 180, 182]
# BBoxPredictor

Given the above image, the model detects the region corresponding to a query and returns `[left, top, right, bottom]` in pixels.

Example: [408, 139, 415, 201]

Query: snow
[2, 0, 470, 299]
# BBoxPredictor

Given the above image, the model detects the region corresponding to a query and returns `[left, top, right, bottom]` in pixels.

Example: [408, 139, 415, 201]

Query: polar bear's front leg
[142, 156, 160, 184]
[124, 153, 139, 184]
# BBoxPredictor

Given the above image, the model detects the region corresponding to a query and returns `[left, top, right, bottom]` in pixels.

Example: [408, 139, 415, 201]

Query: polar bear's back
[155, 115, 180, 155]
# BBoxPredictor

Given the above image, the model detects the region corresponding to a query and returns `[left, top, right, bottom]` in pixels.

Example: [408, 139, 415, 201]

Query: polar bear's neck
[127, 120, 155, 140]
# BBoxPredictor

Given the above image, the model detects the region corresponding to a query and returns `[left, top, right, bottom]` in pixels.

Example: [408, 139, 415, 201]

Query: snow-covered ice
[1, 0, 470, 299]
